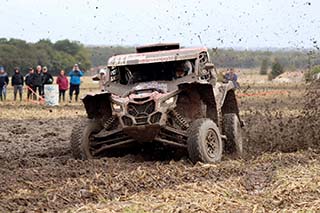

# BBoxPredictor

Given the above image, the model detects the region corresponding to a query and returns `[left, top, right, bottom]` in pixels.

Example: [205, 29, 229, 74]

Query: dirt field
[0, 77, 319, 212]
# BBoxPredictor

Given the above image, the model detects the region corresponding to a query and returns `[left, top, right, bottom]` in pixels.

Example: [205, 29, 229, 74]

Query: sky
[0, 0, 319, 49]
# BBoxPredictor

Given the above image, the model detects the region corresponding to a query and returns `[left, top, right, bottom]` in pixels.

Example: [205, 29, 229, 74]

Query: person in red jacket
[56, 70, 69, 102]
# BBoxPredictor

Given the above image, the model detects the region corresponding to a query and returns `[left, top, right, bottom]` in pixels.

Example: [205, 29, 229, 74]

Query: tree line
[1, 38, 319, 76]
[0, 38, 91, 76]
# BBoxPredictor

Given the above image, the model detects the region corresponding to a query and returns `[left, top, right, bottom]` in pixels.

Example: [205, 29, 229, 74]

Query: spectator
[68, 64, 84, 102]
[92, 69, 108, 92]
[56, 69, 69, 102]
[11, 67, 24, 101]
[42, 66, 53, 97]
[25, 67, 34, 100]
[32, 65, 43, 99]
[99, 69, 108, 92]
[0, 66, 9, 101]
[224, 68, 240, 89]
[42, 66, 53, 85]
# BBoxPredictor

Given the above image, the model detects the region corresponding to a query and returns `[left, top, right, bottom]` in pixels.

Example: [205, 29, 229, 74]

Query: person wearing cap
[68, 64, 84, 102]
[56, 69, 69, 102]
[25, 67, 34, 100]
[0, 66, 9, 101]
[32, 65, 44, 99]
[42, 66, 53, 84]
[42, 66, 53, 97]
[11, 67, 24, 101]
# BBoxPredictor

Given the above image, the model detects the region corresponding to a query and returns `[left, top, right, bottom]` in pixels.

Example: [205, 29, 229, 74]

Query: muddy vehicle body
[71, 43, 243, 163]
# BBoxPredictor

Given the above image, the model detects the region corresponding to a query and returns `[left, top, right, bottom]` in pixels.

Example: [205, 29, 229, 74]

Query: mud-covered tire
[70, 119, 102, 160]
[223, 113, 243, 157]
[187, 118, 223, 163]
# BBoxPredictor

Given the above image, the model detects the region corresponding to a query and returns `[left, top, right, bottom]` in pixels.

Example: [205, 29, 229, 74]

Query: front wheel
[70, 119, 103, 160]
[187, 119, 223, 163]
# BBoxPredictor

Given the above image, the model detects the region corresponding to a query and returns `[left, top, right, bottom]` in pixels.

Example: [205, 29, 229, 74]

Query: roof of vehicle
[107, 47, 208, 67]
[136, 43, 180, 53]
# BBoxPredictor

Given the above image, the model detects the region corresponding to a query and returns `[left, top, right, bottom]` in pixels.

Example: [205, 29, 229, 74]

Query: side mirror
[92, 68, 110, 81]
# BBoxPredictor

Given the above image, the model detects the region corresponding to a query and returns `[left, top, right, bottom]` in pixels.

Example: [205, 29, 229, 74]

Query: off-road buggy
[70, 43, 243, 163]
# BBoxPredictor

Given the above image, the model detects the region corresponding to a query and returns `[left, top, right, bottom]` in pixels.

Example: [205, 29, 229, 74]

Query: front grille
[150, 112, 162, 124]
[135, 116, 148, 125]
[122, 116, 133, 126]
[127, 101, 155, 117]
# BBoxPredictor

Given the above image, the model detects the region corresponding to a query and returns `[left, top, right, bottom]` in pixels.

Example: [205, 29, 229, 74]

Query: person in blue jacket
[68, 64, 84, 102]
[224, 68, 240, 89]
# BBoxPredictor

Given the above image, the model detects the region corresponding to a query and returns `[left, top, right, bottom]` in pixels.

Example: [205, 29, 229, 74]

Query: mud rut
[0, 81, 319, 212]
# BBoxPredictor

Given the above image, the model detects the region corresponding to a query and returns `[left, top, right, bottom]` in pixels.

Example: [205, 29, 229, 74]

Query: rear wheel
[223, 113, 243, 157]
[70, 119, 103, 159]
[187, 118, 223, 163]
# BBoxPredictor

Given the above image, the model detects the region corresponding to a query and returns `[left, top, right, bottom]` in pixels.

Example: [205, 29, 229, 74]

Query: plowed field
[0, 80, 319, 212]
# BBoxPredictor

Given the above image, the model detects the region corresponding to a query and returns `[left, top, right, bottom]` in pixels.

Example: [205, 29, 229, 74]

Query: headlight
[112, 102, 122, 111]
[164, 97, 175, 105]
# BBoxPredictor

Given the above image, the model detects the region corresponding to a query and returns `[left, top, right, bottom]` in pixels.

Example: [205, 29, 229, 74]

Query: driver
[175, 61, 193, 78]
[175, 66, 185, 78]
[183, 60, 193, 74]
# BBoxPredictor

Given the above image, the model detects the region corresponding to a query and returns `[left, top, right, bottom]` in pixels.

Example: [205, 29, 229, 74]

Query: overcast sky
[0, 0, 319, 49]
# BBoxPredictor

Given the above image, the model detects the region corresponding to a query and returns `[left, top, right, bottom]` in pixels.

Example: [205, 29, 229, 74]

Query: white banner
[44, 84, 59, 106]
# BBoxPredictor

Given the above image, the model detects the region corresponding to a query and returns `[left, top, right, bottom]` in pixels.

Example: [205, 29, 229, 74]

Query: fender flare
[220, 82, 240, 115]
[82, 92, 112, 119]
[177, 82, 219, 124]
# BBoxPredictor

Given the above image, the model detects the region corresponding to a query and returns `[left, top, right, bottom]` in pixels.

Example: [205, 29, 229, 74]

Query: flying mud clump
[243, 80, 320, 156]
[298, 79, 320, 148]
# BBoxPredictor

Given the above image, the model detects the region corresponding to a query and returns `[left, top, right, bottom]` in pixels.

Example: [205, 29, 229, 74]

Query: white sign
[44, 85, 59, 106]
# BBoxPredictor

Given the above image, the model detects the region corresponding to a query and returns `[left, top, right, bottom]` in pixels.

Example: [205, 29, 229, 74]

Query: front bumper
[123, 124, 161, 142]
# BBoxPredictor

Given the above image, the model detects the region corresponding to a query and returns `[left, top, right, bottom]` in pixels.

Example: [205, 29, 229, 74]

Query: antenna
[197, 35, 203, 45]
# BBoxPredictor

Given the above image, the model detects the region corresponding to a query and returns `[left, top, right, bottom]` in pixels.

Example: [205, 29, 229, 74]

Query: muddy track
[0, 81, 319, 212]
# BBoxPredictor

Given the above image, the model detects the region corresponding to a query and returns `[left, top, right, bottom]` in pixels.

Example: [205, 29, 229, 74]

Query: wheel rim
[205, 128, 219, 159]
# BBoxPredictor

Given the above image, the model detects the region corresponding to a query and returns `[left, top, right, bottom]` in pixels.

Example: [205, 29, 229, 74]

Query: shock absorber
[103, 116, 116, 130]
[170, 110, 189, 130]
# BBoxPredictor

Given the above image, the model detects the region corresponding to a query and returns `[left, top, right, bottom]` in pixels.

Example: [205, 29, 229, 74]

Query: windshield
[110, 59, 195, 85]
